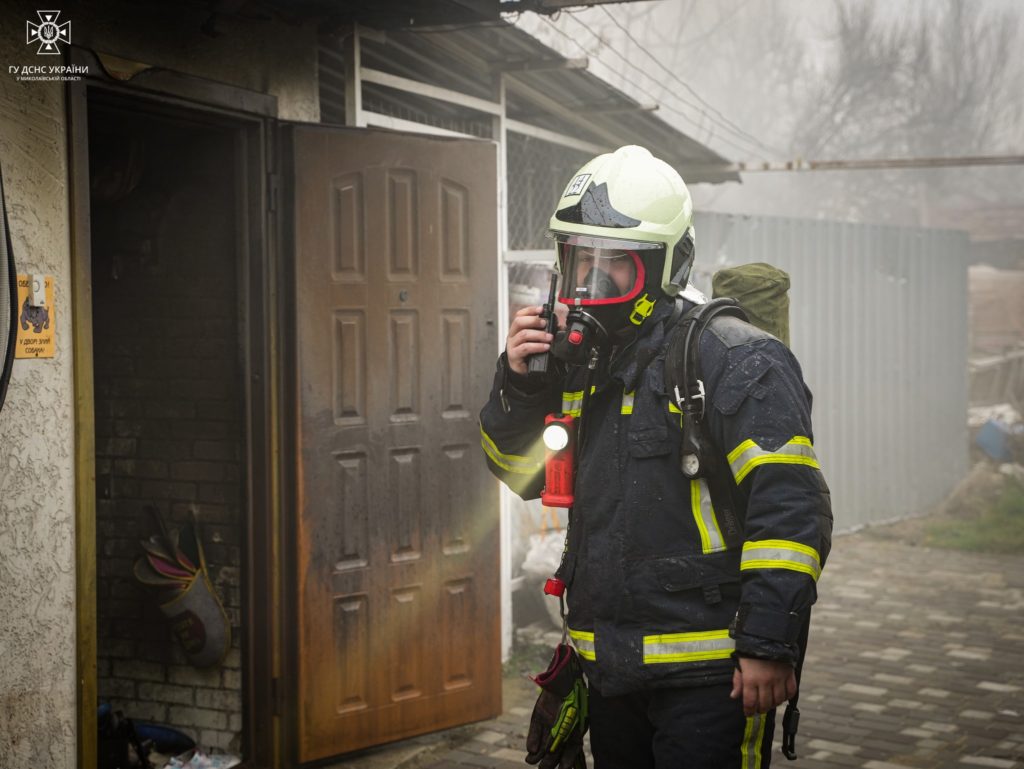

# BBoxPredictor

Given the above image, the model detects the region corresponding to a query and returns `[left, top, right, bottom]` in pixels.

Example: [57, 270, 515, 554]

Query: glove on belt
[526, 643, 589, 769]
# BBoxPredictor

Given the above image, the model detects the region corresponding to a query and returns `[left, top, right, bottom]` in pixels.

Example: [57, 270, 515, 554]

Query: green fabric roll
[712, 263, 791, 347]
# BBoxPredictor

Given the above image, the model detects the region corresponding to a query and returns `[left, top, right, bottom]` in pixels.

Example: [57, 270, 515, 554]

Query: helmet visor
[554, 234, 662, 306]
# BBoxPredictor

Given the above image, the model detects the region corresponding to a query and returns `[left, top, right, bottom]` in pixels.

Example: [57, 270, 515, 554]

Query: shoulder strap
[664, 298, 749, 548]
[664, 298, 747, 424]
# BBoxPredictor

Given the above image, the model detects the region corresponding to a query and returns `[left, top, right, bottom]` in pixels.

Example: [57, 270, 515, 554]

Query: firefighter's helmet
[549, 146, 695, 330]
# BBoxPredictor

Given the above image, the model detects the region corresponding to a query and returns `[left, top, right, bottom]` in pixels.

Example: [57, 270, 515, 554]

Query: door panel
[288, 126, 500, 762]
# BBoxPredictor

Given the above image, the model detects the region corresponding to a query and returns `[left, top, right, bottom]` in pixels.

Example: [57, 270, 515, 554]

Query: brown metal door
[287, 125, 500, 762]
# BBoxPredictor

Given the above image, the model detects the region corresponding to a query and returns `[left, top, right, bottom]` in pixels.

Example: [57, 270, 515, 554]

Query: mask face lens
[574, 250, 636, 299]
[554, 235, 661, 306]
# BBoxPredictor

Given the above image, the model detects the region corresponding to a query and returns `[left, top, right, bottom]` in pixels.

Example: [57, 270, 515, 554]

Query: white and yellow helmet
[549, 146, 695, 320]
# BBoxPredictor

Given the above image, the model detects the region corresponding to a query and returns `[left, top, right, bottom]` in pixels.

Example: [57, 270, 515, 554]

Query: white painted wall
[0, 2, 319, 765]
[0, 2, 77, 764]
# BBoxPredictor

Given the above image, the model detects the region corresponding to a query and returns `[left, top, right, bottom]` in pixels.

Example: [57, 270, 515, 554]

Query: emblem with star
[26, 10, 70, 55]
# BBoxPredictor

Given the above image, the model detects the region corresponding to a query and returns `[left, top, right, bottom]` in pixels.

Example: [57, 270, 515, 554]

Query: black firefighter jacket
[479, 300, 833, 697]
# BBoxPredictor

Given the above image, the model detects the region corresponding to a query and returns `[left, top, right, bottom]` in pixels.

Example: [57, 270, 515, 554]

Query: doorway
[74, 84, 503, 767]
[86, 93, 256, 757]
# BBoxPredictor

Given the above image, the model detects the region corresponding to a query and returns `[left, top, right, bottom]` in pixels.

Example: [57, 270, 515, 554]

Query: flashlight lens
[543, 423, 570, 451]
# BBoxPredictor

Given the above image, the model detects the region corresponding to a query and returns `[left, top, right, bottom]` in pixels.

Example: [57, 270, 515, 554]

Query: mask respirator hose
[550, 309, 608, 368]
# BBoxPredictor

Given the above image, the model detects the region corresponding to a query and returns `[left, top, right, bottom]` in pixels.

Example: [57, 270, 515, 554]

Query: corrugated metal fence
[692, 213, 971, 531]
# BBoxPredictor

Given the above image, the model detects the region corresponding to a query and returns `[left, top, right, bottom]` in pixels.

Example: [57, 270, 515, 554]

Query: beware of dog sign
[15, 274, 55, 359]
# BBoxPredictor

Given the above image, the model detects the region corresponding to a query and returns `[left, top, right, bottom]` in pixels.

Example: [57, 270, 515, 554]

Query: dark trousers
[588, 683, 775, 769]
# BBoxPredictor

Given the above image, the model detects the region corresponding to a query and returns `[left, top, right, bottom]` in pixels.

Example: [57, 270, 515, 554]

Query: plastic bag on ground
[167, 749, 241, 769]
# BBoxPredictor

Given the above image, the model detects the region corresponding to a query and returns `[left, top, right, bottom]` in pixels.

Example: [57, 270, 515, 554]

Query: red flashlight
[541, 413, 575, 508]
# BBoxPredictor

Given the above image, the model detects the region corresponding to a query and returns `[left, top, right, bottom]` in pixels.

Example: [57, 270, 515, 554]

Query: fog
[517, 0, 1024, 247]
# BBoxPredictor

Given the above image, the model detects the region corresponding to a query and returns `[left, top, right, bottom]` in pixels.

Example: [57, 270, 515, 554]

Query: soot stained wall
[91, 119, 245, 751]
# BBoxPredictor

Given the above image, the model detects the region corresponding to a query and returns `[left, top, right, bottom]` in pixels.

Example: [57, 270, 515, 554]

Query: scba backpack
[665, 263, 809, 760]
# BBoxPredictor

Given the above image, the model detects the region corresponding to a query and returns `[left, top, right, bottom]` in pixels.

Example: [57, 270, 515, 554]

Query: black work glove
[525, 643, 589, 769]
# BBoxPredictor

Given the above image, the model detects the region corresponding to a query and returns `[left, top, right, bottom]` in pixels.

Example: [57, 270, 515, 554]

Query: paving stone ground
[327, 530, 1024, 769]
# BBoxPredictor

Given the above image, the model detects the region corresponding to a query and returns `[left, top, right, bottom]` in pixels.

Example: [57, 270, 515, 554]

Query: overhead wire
[542, 15, 769, 160]
[403, 11, 780, 160]
[575, 9, 784, 159]
[597, 5, 780, 156]
[536, 15, 770, 160]
[536, 16, 719, 148]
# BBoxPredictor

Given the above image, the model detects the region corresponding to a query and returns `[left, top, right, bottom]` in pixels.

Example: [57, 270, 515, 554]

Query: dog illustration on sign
[20, 295, 50, 334]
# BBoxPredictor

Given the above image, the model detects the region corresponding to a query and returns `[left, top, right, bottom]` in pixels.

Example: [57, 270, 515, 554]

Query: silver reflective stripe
[642, 629, 734, 664]
[620, 391, 635, 415]
[727, 436, 819, 484]
[569, 628, 596, 661]
[741, 539, 822, 581]
[561, 388, 594, 417]
[741, 713, 767, 769]
[562, 390, 583, 417]
[562, 386, 597, 417]
[690, 479, 726, 553]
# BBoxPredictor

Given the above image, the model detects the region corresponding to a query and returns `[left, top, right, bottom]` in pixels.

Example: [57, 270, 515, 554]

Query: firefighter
[479, 146, 833, 769]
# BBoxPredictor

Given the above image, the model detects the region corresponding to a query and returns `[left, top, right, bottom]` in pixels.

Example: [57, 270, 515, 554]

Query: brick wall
[92, 125, 244, 752]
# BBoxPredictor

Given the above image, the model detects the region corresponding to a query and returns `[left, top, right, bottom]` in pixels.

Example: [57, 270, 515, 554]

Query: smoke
[517, 0, 1024, 239]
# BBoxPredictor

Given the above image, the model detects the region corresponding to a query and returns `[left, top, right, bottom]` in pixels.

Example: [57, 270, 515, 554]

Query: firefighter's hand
[506, 305, 554, 375]
[730, 657, 797, 716]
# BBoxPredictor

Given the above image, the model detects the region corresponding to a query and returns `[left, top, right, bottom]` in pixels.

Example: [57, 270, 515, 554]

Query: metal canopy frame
[335, 22, 735, 266]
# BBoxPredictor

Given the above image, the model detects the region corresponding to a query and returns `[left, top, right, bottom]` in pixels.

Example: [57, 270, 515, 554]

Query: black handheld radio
[527, 272, 559, 379]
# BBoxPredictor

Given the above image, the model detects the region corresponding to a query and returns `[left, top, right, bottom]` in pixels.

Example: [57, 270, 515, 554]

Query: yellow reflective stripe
[568, 628, 596, 661]
[642, 629, 735, 664]
[741, 539, 822, 581]
[727, 436, 819, 484]
[561, 390, 583, 417]
[620, 391, 635, 415]
[667, 401, 684, 428]
[741, 713, 767, 769]
[479, 425, 542, 475]
[561, 386, 596, 417]
[690, 479, 726, 553]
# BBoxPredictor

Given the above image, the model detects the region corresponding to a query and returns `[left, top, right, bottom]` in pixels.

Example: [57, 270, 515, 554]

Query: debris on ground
[165, 749, 241, 769]
[970, 403, 1024, 463]
[968, 403, 1021, 428]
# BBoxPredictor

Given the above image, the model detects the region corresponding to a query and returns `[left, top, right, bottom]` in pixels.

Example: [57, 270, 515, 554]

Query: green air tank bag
[712, 263, 790, 347]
